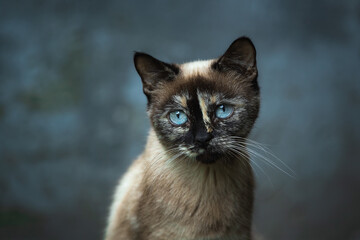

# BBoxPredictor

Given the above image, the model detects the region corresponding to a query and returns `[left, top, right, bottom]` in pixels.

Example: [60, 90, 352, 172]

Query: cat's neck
[139, 128, 254, 238]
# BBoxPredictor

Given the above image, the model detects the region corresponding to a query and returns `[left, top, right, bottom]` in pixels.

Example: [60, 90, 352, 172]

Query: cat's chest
[138, 160, 253, 239]
[144, 163, 247, 222]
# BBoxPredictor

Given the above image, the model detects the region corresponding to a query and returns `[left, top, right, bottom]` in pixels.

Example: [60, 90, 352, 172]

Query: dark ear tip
[134, 52, 158, 72]
[134, 51, 148, 63]
[236, 36, 253, 42]
[231, 36, 256, 49]
[235, 36, 253, 43]
[134, 51, 147, 57]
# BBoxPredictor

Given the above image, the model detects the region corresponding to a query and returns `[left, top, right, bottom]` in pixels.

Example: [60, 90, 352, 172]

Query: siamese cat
[105, 37, 259, 240]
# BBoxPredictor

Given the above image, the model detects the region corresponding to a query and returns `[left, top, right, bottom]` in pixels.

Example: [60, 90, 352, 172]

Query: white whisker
[227, 136, 296, 179]
[227, 145, 273, 186]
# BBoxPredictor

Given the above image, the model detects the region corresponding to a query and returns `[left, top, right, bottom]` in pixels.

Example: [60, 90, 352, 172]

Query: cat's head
[134, 37, 259, 164]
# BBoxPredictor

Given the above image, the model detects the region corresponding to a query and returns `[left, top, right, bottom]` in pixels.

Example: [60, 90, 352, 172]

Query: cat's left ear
[214, 37, 257, 76]
[134, 52, 179, 103]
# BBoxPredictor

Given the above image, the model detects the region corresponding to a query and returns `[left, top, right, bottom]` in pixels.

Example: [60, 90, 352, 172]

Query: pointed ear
[214, 37, 257, 75]
[134, 52, 179, 102]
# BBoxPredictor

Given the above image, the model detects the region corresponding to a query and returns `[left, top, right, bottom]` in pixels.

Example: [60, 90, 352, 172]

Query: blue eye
[169, 110, 188, 125]
[215, 104, 234, 119]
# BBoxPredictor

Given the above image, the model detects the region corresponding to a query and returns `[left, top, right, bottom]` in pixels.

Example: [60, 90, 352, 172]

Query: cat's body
[105, 37, 260, 240]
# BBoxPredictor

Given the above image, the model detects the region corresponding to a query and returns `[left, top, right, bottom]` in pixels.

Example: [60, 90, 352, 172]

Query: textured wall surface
[1, 0, 360, 239]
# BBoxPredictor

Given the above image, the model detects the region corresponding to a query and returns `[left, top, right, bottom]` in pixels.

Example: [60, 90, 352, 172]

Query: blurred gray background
[1, 0, 360, 239]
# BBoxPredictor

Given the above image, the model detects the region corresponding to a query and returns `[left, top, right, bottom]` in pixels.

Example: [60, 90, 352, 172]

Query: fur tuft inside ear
[134, 52, 179, 103]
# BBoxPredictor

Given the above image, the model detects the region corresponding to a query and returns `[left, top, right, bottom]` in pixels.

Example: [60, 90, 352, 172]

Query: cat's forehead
[153, 59, 251, 108]
[180, 59, 214, 78]
[172, 90, 222, 107]
[171, 89, 245, 107]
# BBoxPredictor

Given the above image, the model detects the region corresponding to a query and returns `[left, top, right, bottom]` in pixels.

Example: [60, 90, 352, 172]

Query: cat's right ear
[134, 52, 179, 103]
[213, 37, 257, 76]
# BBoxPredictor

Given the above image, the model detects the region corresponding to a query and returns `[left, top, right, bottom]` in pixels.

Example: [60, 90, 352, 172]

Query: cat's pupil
[220, 105, 225, 112]
[176, 111, 180, 118]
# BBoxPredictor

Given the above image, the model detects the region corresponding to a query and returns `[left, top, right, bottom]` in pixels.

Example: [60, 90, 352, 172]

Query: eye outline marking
[168, 110, 189, 126]
[214, 103, 235, 119]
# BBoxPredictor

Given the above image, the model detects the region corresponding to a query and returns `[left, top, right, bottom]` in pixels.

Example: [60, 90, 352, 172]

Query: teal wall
[1, 0, 359, 239]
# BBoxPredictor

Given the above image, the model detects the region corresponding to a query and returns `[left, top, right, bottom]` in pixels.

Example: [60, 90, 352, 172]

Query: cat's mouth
[179, 144, 223, 164]
[195, 149, 221, 164]
[196, 153, 219, 164]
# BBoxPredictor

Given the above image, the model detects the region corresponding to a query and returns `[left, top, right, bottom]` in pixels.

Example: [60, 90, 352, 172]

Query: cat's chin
[196, 152, 221, 164]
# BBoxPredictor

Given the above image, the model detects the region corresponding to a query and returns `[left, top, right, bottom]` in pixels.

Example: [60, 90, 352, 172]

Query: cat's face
[135, 37, 259, 164]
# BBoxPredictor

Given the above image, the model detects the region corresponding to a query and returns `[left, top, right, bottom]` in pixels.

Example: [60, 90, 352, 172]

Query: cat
[105, 36, 260, 240]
